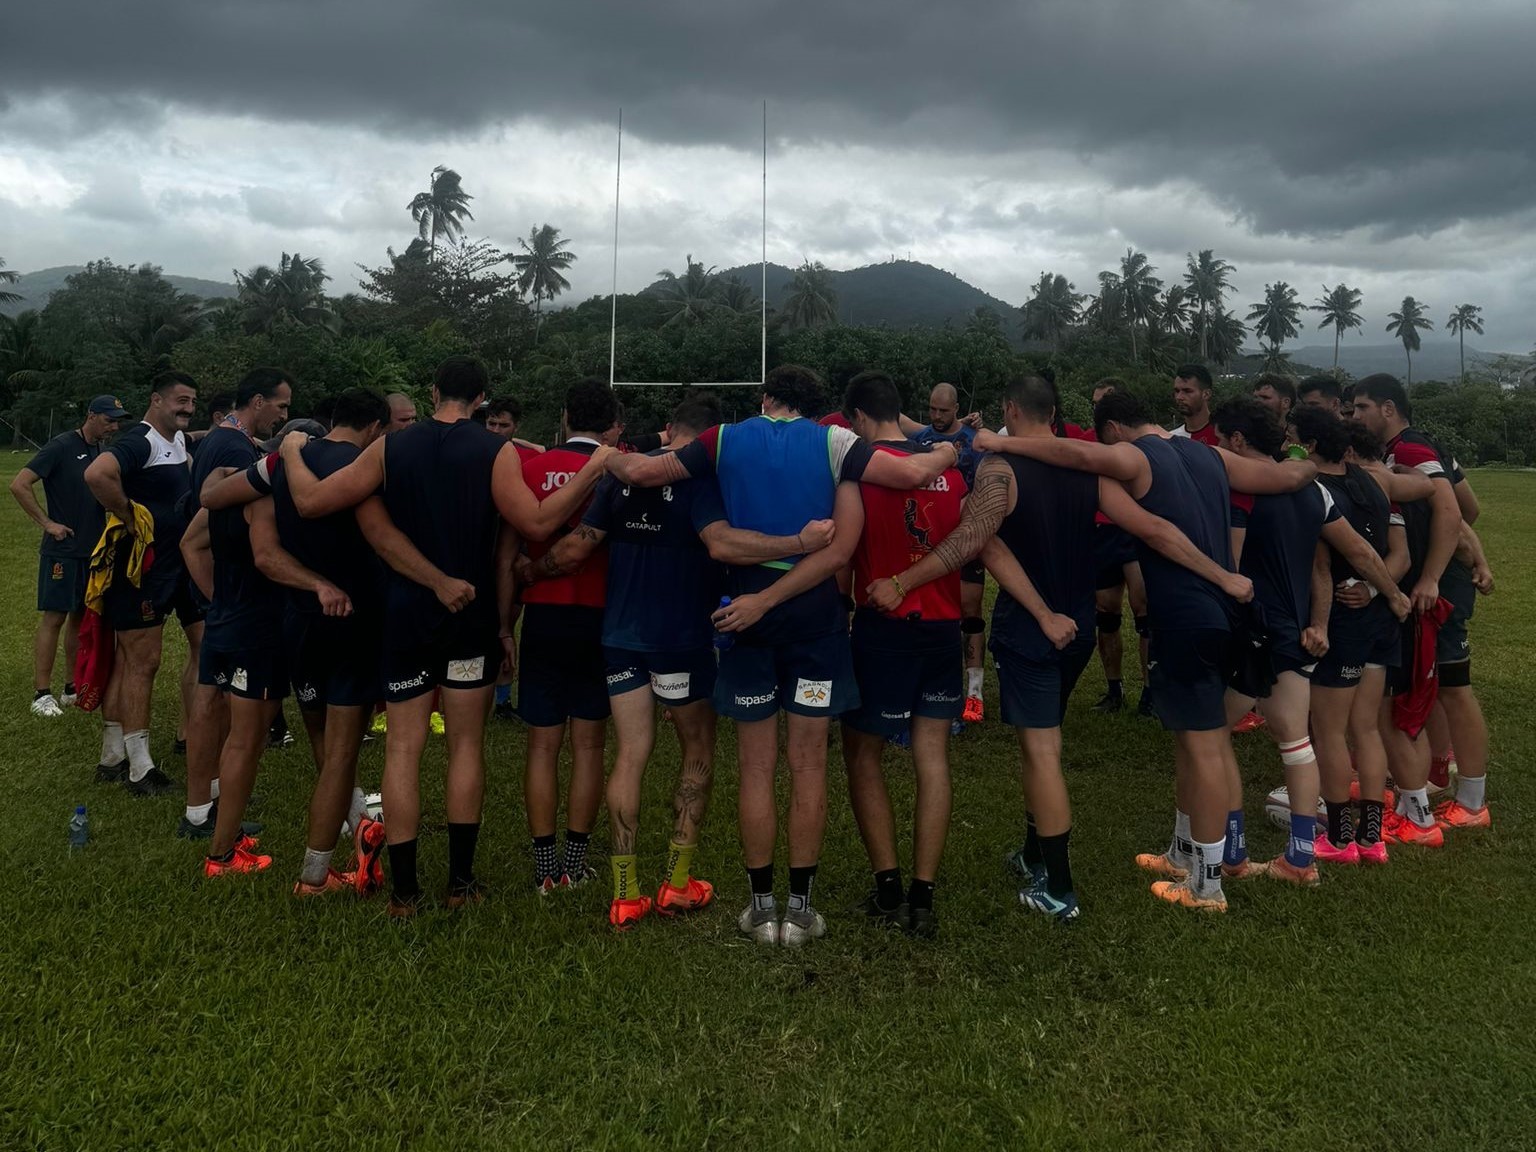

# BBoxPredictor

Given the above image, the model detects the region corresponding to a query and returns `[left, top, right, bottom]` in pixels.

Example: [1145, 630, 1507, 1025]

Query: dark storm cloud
[5, 0, 1534, 239]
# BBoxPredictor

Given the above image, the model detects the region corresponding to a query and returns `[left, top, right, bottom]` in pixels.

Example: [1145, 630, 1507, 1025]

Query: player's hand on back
[798, 518, 835, 554]
[434, 575, 475, 612]
[278, 429, 311, 459]
[972, 429, 1002, 454]
[961, 412, 983, 430]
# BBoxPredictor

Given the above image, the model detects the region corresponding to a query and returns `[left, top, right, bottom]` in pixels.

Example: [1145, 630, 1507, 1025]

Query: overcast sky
[3, 0, 1533, 350]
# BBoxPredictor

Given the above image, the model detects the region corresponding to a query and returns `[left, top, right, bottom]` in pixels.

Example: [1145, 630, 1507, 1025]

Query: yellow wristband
[889, 575, 907, 599]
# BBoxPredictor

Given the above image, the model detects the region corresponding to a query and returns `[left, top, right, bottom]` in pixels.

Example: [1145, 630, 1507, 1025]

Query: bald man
[385, 393, 418, 433]
[912, 382, 987, 723]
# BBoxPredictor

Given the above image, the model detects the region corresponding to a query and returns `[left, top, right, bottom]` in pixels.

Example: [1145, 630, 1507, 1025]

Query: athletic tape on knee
[961, 616, 985, 636]
[1438, 659, 1471, 688]
[1278, 737, 1315, 766]
[1096, 611, 1121, 635]
[1133, 615, 1150, 637]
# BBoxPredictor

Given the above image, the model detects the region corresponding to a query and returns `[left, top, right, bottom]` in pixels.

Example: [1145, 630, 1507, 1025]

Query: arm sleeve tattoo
[929, 457, 1012, 574]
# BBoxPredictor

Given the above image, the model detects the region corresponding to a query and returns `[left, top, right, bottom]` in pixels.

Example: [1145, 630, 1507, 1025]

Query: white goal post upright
[608, 102, 769, 389]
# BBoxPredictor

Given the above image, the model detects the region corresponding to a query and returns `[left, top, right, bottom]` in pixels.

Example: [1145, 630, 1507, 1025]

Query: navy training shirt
[1239, 482, 1340, 649]
[583, 462, 728, 653]
[1132, 435, 1236, 632]
[26, 430, 104, 559]
[193, 425, 281, 640]
[108, 421, 192, 560]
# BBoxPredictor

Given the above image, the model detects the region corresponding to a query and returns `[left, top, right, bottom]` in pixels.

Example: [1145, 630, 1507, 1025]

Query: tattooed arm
[865, 455, 1014, 611]
[517, 523, 607, 587]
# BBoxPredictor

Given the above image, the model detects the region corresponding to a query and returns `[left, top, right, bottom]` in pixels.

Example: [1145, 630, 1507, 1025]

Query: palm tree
[0, 256, 22, 307]
[1206, 306, 1250, 367]
[1312, 283, 1363, 371]
[1386, 296, 1434, 383]
[1446, 303, 1484, 382]
[1247, 282, 1303, 363]
[407, 167, 474, 260]
[1084, 270, 1123, 333]
[1020, 271, 1083, 349]
[233, 252, 339, 334]
[1183, 249, 1236, 360]
[782, 260, 839, 330]
[1116, 248, 1162, 365]
[654, 254, 721, 327]
[512, 224, 578, 337]
[0, 310, 58, 398]
[719, 275, 760, 315]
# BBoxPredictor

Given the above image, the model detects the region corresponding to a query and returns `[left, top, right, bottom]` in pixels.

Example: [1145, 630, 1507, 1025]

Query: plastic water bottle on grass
[69, 805, 89, 850]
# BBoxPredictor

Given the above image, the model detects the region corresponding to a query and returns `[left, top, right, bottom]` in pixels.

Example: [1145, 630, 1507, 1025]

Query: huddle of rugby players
[18, 354, 1495, 935]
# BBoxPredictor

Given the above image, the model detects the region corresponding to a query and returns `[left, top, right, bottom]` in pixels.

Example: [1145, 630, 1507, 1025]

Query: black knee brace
[962, 616, 985, 636]
[1096, 610, 1121, 636]
[1133, 615, 1150, 638]
[1438, 659, 1471, 688]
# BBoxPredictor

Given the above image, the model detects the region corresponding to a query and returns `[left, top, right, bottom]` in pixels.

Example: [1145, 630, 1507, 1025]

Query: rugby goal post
[608, 103, 767, 389]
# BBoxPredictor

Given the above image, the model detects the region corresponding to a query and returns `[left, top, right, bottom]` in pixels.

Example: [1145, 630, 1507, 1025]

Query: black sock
[34, 688, 49, 700]
[532, 834, 558, 884]
[208, 847, 236, 865]
[1039, 829, 1074, 898]
[447, 822, 480, 889]
[1022, 811, 1043, 867]
[388, 839, 420, 899]
[1357, 800, 1384, 846]
[747, 863, 774, 911]
[65, 682, 76, 696]
[906, 878, 935, 912]
[788, 864, 817, 912]
[1325, 800, 1355, 845]
[873, 868, 903, 911]
[1106, 679, 1122, 698]
[560, 829, 590, 879]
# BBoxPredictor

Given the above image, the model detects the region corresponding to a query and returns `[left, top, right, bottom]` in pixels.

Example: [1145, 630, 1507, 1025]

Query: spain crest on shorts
[140, 600, 155, 622]
[51, 562, 64, 581]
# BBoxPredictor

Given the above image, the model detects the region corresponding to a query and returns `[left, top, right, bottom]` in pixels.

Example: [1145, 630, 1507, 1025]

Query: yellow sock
[665, 841, 695, 890]
[611, 854, 639, 901]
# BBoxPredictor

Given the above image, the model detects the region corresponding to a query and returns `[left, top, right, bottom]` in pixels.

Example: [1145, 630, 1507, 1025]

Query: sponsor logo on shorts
[231, 668, 249, 692]
[388, 670, 430, 694]
[607, 669, 637, 686]
[734, 692, 776, 707]
[651, 672, 691, 701]
[296, 684, 318, 703]
[51, 562, 64, 581]
[446, 657, 486, 683]
[1338, 665, 1364, 681]
[140, 599, 155, 622]
[879, 709, 912, 720]
[921, 690, 961, 703]
[795, 678, 832, 708]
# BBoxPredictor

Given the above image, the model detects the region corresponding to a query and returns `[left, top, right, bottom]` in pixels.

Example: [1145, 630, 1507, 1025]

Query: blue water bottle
[69, 805, 89, 850]
[713, 596, 735, 652]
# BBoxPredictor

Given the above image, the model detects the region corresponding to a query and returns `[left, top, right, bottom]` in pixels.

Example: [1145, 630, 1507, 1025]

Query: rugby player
[1298, 376, 1344, 415]
[516, 380, 622, 893]
[520, 393, 835, 928]
[202, 388, 393, 894]
[1170, 364, 1219, 445]
[911, 383, 987, 722]
[1250, 374, 1297, 422]
[184, 368, 294, 873]
[384, 392, 418, 432]
[1212, 399, 1407, 886]
[11, 395, 123, 716]
[977, 391, 1315, 912]
[1351, 375, 1491, 836]
[838, 372, 966, 936]
[84, 373, 202, 797]
[279, 356, 611, 915]
[608, 365, 960, 945]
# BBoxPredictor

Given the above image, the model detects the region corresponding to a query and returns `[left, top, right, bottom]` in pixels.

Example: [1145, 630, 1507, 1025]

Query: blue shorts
[517, 628, 610, 725]
[842, 613, 963, 738]
[384, 634, 502, 703]
[992, 632, 1095, 730]
[604, 646, 716, 705]
[38, 555, 87, 614]
[102, 554, 203, 632]
[1437, 565, 1475, 666]
[199, 639, 288, 702]
[287, 612, 382, 710]
[1314, 601, 1399, 688]
[1094, 524, 1138, 590]
[714, 631, 859, 722]
[1149, 627, 1234, 732]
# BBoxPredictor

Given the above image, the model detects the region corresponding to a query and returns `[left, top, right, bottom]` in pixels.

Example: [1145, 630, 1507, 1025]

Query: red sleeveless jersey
[520, 442, 607, 608]
[852, 441, 965, 621]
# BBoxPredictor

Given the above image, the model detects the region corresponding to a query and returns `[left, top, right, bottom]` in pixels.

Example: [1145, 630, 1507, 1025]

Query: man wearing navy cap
[9, 395, 124, 717]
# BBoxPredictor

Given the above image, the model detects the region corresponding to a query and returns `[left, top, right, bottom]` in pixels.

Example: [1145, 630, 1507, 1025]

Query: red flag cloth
[1392, 596, 1453, 739]
[72, 610, 115, 713]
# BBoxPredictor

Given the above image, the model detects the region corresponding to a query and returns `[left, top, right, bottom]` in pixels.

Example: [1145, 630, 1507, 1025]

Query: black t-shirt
[989, 454, 1099, 658]
[382, 418, 505, 650]
[1240, 483, 1340, 648]
[193, 426, 280, 639]
[251, 440, 384, 620]
[26, 430, 104, 559]
[1132, 435, 1236, 632]
[1316, 466, 1390, 585]
[108, 422, 192, 559]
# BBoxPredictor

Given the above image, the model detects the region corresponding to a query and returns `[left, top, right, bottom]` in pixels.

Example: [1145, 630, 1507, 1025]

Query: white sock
[1192, 838, 1226, 899]
[966, 668, 984, 699]
[1169, 810, 1193, 868]
[210, 778, 221, 800]
[125, 730, 154, 782]
[101, 721, 126, 765]
[1402, 787, 1434, 828]
[1455, 774, 1487, 811]
[348, 787, 370, 829]
[300, 847, 333, 886]
[185, 801, 213, 824]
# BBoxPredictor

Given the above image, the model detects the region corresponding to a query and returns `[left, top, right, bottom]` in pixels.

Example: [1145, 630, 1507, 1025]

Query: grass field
[2, 458, 1533, 1151]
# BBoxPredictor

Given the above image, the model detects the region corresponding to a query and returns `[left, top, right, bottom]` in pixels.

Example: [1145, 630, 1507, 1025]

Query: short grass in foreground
[2, 459, 1534, 1150]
